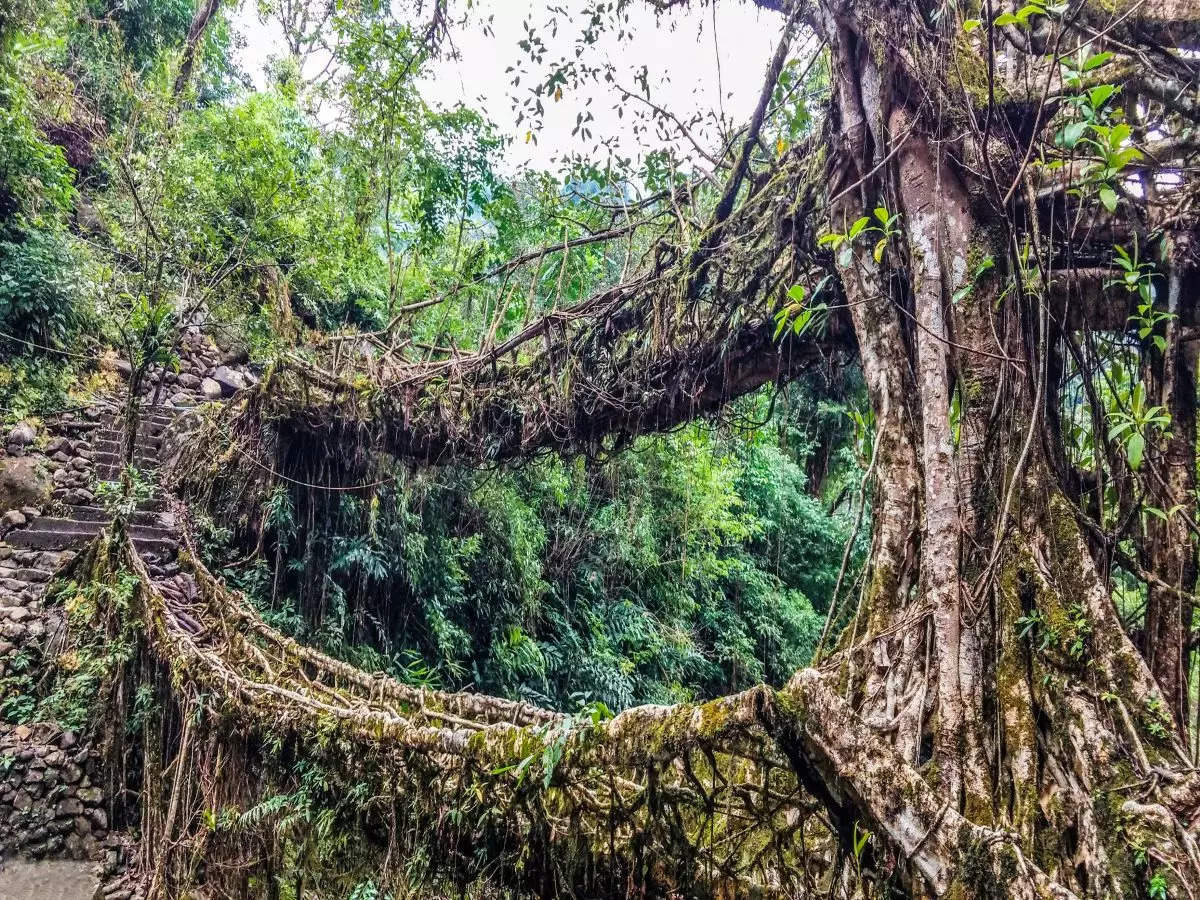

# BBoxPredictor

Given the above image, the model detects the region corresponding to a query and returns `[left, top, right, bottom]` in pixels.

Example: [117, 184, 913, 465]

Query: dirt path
[0, 860, 96, 900]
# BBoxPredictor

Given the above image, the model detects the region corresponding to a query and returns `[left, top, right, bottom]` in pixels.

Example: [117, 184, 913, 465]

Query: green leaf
[1082, 50, 1114, 71]
[873, 206, 890, 224]
[873, 237, 887, 263]
[1098, 184, 1118, 212]
[1126, 432, 1145, 470]
[818, 232, 844, 248]
[963, 18, 982, 32]
[787, 283, 806, 303]
[792, 308, 814, 335]
[994, 12, 1019, 26]
[1058, 121, 1088, 149]
[1087, 84, 1116, 109]
[848, 216, 871, 240]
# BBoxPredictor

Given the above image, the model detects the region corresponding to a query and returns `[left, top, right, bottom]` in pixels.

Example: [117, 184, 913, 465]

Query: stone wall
[0, 723, 109, 861]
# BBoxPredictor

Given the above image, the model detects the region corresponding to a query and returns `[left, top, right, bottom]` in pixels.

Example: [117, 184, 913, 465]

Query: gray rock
[200, 378, 223, 401]
[210, 366, 246, 396]
[176, 373, 201, 389]
[2, 510, 26, 529]
[6, 422, 36, 447]
[0, 456, 52, 513]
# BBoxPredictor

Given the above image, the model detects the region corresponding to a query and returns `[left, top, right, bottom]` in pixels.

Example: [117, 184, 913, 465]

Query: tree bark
[171, 0, 223, 104]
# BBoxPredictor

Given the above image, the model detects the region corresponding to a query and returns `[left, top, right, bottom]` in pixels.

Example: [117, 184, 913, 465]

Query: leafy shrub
[0, 355, 77, 422]
[0, 229, 91, 347]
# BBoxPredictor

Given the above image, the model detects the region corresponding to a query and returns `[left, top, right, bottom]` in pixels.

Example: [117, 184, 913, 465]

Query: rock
[176, 373, 201, 389]
[2, 510, 26, 529]
[59, 731, 77, 749]
[56, 797, 84, 816]
[44, 437, 68, 455]
[12, 790, 32, 811]
[210, 366, 246, 397]
[0, 456, 52, 513]
[200, 378, 223, 401]
[6, 422, 36, 447]
[20, 506, 40, 518]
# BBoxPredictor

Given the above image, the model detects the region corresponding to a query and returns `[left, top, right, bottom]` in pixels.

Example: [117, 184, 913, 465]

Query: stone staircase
[0, 399, 196, 881]
[0, 326, 255, 894]
[5, 406, 185, 564]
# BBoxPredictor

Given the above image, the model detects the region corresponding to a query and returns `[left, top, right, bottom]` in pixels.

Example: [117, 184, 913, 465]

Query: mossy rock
[0, 455, 52, 513]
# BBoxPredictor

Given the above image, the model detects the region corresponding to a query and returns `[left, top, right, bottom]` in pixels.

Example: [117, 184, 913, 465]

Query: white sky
[232, 0, 783, 173]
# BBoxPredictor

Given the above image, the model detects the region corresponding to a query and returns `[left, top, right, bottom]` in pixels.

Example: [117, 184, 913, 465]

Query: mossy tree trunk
[802, 0, 1200, 894]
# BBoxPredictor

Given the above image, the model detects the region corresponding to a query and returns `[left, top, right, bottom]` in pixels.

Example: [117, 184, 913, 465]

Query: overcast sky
[232, 0, 782, 172]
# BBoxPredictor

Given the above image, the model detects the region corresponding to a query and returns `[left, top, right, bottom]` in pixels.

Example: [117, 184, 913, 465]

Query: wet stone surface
[0, 859, 97, 900]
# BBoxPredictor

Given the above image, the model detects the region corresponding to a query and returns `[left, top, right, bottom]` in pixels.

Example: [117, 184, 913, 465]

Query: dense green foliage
[0, 0, 865, 712]
[202, 410, 863, 710]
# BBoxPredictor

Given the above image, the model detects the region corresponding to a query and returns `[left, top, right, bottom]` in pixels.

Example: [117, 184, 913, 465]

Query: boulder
[0, 457, 52, 514]
[176, 373, 201, 389]
[6, 422, 36, 448]
[200, 378, 223, 401]
[210, 366, 246, 397]
[2, 510, 26, 530]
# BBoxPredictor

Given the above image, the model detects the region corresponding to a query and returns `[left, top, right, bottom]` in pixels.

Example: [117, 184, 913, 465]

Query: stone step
[98, 412, 177, 430]
[95, 420, 172, 438]
[61, 505, 171, 527]
[91, 450, 159, 469]
[0, 565, 55, 583]
[7, 521, 177, 554]
[91, 438, 161, 456]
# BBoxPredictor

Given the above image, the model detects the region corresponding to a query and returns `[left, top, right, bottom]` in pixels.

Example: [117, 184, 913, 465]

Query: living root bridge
[67, 518, 1078, 898]
[223, 142, 855, 468]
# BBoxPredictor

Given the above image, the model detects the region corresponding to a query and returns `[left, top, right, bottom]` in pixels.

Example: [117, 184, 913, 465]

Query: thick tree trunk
[1142, 236, 1198, 735]
[811, 0, 1200, 893]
